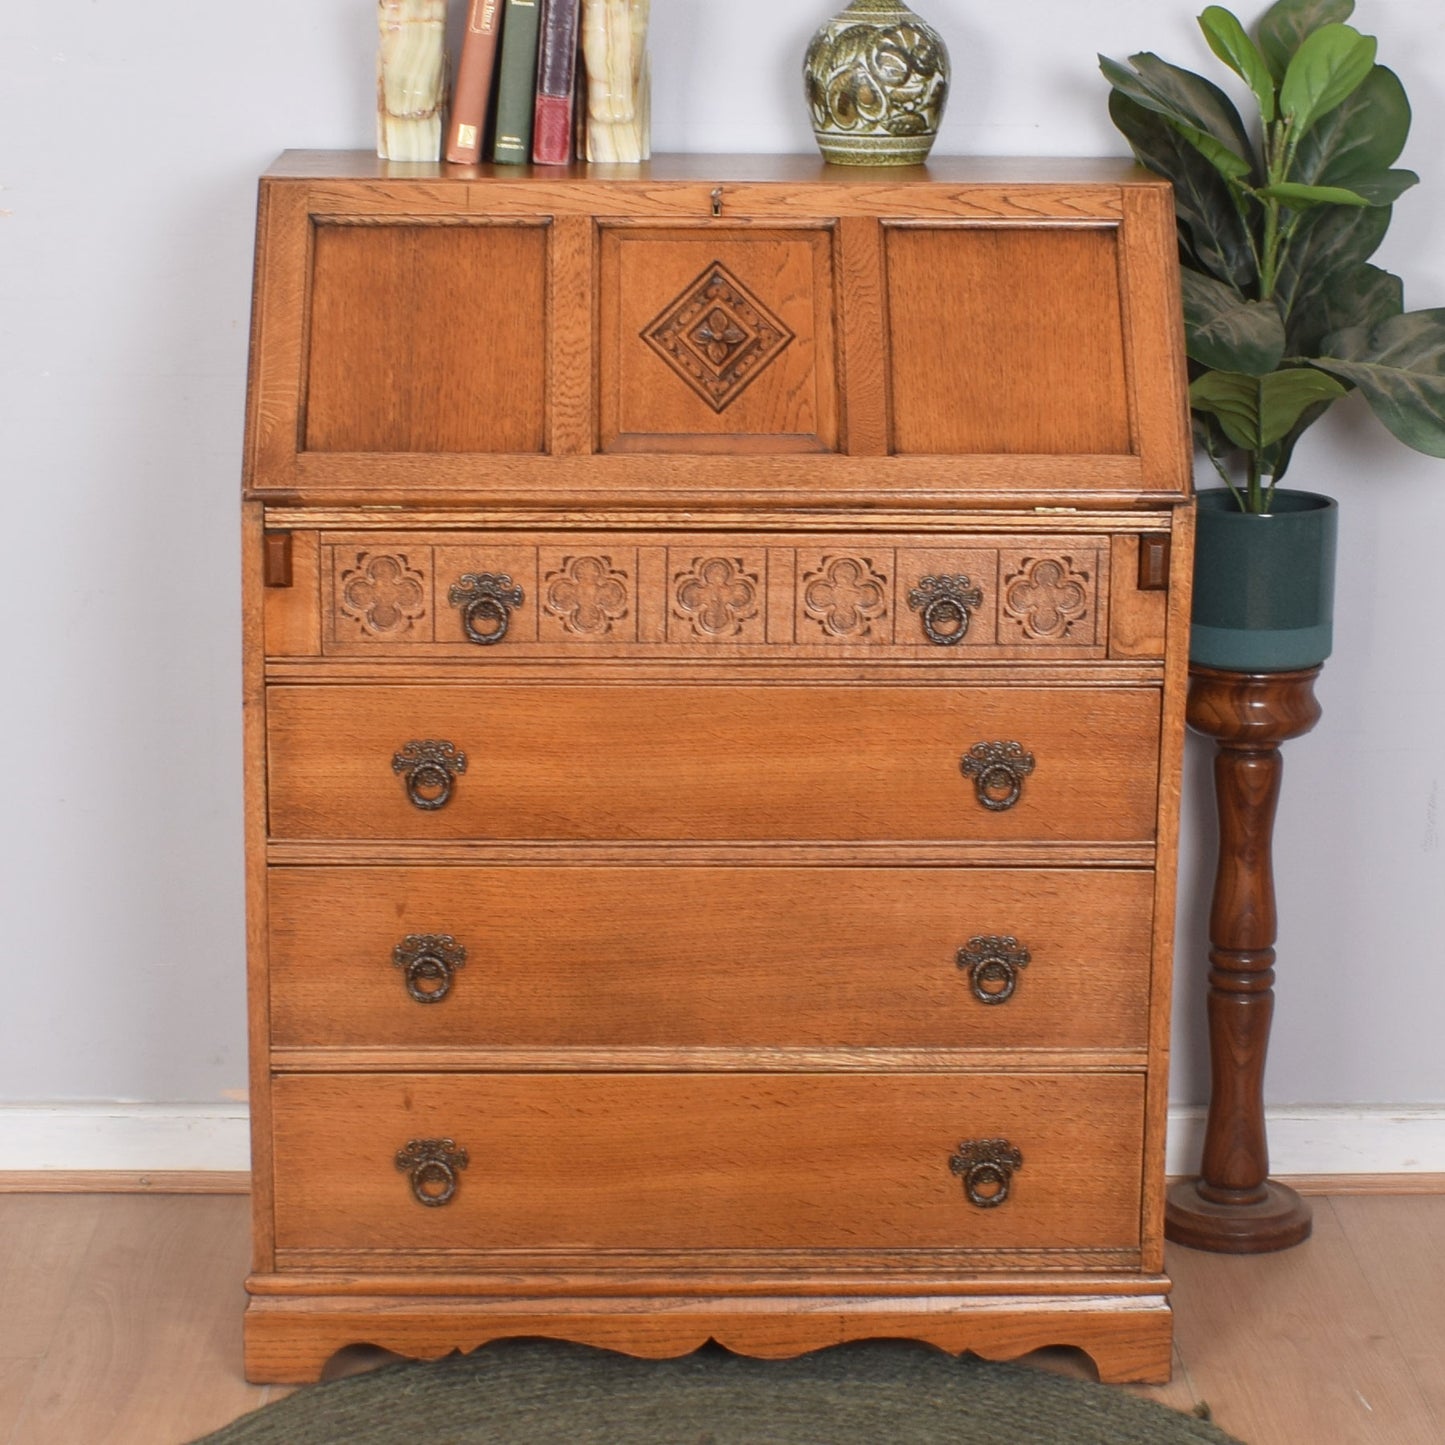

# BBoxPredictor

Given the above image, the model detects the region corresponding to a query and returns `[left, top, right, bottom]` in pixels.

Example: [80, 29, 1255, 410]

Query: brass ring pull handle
[392, 740, 468, 811]
[949, 1138, 1023, 1209]
[449, 572, 525, 646]
[908, 574, 984, 646]
[393, 934, 467, 1004]
[956, 935, 1031, 1005]
[960, 741, 1035, 811]
[396, 1138, 469, 1207]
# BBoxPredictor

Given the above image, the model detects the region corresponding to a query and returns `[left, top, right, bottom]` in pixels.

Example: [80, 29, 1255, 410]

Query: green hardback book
[491, 0, 542, 164]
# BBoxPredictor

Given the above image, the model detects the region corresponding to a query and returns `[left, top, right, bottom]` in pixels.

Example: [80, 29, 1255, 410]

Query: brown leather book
[531, 0, 580, 164]
[444, 0, 505, 163]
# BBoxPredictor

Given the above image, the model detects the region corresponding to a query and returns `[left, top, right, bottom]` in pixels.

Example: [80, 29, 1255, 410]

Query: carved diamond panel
[643, 263, 794, 412]
[337, 551, 429, 641]
[800, 555, 891, 641]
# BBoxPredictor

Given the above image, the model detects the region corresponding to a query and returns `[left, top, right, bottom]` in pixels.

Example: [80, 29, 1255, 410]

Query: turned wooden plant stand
[1165, 664, 1322, 1254]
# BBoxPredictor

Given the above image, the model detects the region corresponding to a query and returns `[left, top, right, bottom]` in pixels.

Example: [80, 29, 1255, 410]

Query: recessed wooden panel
[271, 1071, 1144, 1253]
[599, 228, 838, 453]
[264, 683, 1161, 843]
[303, 222, 547, 454]
[885, 226, 1131, 455]
[267, 866, 1154, 1051]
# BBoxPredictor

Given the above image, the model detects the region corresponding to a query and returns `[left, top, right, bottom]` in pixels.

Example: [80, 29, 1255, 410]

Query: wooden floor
[0, 1192, 1441, 1444]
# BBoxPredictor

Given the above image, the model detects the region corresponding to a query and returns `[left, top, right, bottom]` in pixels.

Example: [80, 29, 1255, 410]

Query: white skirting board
[0, 1103, 252, 1172]
[1, 1103, 1443, 1177]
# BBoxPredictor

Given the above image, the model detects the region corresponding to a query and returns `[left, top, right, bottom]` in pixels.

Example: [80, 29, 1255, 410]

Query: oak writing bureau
[240, 153, 1194, 1383]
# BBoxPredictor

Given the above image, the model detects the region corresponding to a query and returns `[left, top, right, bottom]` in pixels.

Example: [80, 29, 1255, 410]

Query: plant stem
[1248, 452, 1264, 514]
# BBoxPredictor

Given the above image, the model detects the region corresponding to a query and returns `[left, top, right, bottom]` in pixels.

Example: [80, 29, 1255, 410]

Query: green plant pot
[1190, 488, 1338, 672]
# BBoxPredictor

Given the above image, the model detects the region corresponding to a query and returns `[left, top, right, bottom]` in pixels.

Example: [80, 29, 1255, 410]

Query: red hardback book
[531, 0, 581, 164]
[444, 0, 505, 163]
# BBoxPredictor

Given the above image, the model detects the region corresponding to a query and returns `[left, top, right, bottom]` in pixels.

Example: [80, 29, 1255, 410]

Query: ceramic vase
[804, 0, 950, 165]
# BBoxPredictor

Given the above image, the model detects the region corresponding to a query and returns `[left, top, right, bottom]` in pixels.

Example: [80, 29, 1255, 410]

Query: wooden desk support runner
[240, 154, 1195, 1384]
[1166, 665, 1322, 1253]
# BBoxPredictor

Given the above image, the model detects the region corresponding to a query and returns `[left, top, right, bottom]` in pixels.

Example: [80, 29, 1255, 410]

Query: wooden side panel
[267, 866, 1154, 1051]
[1108, 533, 1169, 660]
[599, 227, 839, 453]
[884, 226, 1131, 456]
[1118, 187, 1193, 494]
[263, 683, 1163, 843]
[303, 222, 548, 454]
[262, 530, 321, 657]
[270, 1072, 1145, 1253]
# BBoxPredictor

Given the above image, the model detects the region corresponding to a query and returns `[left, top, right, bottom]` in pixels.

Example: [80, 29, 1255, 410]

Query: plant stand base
[1165, 1177, 1312, 1254]
[1165, 664, 1322, 1256]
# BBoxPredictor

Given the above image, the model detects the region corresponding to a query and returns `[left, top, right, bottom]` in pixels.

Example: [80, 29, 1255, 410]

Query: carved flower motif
[544, 555, 630, 636]
[340, 553, 426, 636]
[1004, 557, 1090, 640]
[674, 557, 759, 637]
[803, 556, 889, 638]
[691, 307, 749, 365]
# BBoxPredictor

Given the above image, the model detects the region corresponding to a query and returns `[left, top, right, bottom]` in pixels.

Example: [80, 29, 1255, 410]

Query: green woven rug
[194, 1339, 1244, 1444]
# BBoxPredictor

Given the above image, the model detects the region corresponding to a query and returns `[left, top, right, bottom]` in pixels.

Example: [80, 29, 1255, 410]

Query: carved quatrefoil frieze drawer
[305, 534, 1108, 659]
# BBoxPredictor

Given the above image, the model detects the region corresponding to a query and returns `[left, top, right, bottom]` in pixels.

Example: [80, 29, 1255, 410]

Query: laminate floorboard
[2, 1191, 1442, 1444]
[3, 1196, 269, 1445]
[1165, 1199, 1442, 1445]
[1333, 1194, 1445, 1428]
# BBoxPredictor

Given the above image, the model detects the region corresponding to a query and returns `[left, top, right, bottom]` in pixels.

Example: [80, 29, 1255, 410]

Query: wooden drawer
[278, 530, 1123, 661]
[270, 1072, 1145, 1254]
[267, 866, 1154, 1052]
[265, 684, 1161, 843]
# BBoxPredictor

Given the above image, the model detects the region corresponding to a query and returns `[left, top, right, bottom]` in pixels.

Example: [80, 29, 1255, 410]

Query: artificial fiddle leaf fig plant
[1101, 0, 1445, 516]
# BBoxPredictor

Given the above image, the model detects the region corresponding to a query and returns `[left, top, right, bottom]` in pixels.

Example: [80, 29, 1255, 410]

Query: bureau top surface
[265, 151, 1163, 189]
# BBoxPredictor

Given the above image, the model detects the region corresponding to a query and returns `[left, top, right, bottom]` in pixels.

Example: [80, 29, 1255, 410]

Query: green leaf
[1100, 53, 1256, 182]
[1191, 368, 1348, 449]
[1130, 52, 1257, 167]
[1342, 169, 1418, 205]
[1288, 262, 1403, 354]
[1257, 0, 1356, 82]
[1190, 371, 1263, 449]
[1260, 400, 1335, 482]
[1200, 6, 1277, 121]
[1258, 369, 1350, 442]
[1279, 24, 1377, 140]
[1107, 91, 1258, 290]
[1314, 309, 1445, 455]
[1291, 65, 1411, 188]
[1182, 270, 1287, 374]
[1273, 201, 1390, 324]
[1257, 180, 1372, 207]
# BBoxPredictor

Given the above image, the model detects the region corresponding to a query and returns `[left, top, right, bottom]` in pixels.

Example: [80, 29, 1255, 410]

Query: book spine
[492, 0, 543, 164]
[531, 0, 581, 165]
[444, 0, 505, 163]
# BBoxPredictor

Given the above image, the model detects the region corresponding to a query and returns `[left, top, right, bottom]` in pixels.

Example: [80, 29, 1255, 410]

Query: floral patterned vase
[804, 0, 950, 165]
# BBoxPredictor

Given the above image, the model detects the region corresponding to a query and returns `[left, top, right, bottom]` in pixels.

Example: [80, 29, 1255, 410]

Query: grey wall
[2, 1, 1442, 1120]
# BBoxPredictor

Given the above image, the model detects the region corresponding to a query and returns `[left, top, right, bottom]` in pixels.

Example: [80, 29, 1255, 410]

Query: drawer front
[283, 531, 1118, 661]
[268, 866, 1153, 1051]
[270, 1072, 1144, 1254]
[265, 684, 1161, 843]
